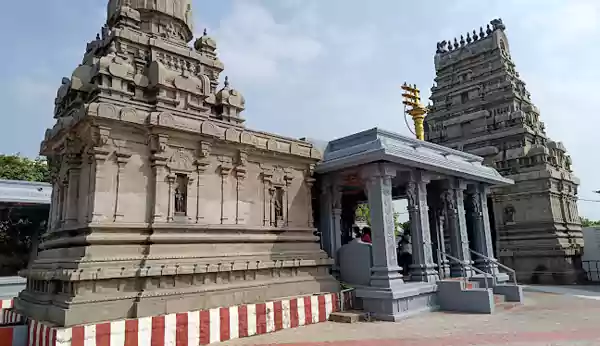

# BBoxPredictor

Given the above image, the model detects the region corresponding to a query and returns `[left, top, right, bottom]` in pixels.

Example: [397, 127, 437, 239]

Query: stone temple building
[16, 0, 337, 327]
[425, 19, 583, 283]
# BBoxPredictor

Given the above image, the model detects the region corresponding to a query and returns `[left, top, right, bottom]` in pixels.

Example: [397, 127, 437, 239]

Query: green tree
[0, 154, 51, 275]
[0, 154, 50, 182]
[355, 203, 406, 236]
[581, 217, 600, 227]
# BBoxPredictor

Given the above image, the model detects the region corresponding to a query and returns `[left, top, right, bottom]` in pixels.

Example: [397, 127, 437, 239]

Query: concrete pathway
[220, 290, 600, 345]
[523, 284, 600, 300]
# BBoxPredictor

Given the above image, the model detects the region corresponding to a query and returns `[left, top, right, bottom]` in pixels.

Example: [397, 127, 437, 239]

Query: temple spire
[107, 0, 194, 43]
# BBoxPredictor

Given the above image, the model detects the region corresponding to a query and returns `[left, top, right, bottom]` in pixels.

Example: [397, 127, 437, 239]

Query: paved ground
[221, 287, 600, 346]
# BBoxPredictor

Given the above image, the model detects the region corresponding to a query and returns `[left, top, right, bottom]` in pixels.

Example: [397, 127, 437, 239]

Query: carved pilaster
[235, 150, 248, 224]
[86, 126, 112, 224]
[219, 157, 233, 224]
[65, 154, 82, 227]
[261, 168, 274, 226]
[166, 173, 176, 222]
[305, 165, 316, 228]
[406, 170, 438, 283]
[194, 147, 210, 223]
[113, 150, 131, 222]
[284, 168, 294, 227]
[360, 163, 404, 288]
[150, 134, 169, 223]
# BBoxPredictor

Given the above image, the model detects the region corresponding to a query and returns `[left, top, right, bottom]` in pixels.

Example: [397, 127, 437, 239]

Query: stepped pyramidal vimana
[425, 19, 583, 283]
[16, 0, 337, 327]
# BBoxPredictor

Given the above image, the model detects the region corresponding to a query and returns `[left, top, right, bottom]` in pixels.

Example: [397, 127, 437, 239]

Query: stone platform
[1, 290, 354, 346]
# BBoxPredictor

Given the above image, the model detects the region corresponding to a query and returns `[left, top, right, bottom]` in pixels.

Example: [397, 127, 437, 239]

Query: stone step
[329, 310, 366, 323]
[494, 294, 505, 304]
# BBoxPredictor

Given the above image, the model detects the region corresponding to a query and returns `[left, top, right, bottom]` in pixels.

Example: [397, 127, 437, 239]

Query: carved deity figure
[274, 188, 284, 224]
[470, 193, 481, 215]
[174, 174, 188, 214]
[406, 182, 417, 210]
[504, 205, 515, 224]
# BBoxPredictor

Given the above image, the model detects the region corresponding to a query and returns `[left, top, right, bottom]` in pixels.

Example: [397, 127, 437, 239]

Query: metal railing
[469, 249, 518, 286]
[442, 253, 491, 291]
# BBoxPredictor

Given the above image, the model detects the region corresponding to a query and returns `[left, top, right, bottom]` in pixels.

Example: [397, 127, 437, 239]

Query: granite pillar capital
[360, 162, 396, 182]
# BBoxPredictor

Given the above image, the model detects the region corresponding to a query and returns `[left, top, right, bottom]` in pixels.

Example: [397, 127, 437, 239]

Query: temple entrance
[487, 196, 498, 257]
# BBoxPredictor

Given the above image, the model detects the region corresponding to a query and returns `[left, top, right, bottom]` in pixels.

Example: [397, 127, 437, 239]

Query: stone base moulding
[24, 290, 354, 346]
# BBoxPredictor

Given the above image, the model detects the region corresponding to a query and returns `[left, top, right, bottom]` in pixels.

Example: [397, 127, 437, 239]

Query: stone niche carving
[167, 148, 195, 221]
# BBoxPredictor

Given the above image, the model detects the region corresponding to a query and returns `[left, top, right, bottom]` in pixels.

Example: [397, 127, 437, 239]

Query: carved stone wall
[17, 1, 337, 327]
[425, 19, 583, 283]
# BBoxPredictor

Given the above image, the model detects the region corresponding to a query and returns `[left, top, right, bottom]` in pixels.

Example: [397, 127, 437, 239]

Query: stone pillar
[406, 171, 438, 283]
[437, 213, 451, 278]
[361, 163, 403, 287]
[319, 177, 334, 258]
[331, 181, 343, 259]
[467, 184, 498, 274]
[65, 155, 82, 227]
[428, 189, 450, 278]
[441, 179, 473, 277]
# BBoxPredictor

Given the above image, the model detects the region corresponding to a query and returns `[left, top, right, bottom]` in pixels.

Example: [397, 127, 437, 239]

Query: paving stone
[221, 291, 600, 345]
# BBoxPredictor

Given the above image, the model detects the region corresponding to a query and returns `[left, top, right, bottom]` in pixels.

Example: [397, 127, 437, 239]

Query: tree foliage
[0, 154, 51, 275]
[0, 154, 50, 183]
[0, 206, 48, 275]
[581, 217, 600, 227]
[355, 203, 407, 236]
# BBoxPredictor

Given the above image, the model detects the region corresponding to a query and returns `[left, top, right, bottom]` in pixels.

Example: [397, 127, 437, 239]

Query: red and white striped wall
[1, 309, 24, 325]
[27, 290, 355, 346]
[0, 325, 28, 346]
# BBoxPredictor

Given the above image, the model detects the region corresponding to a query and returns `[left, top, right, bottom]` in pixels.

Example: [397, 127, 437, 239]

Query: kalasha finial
[224, 76, 230, 87]
[203, 28, 208, 36]
[472, 29, 478, 40]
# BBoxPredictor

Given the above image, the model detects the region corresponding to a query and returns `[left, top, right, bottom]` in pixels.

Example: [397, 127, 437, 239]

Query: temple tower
[425, 19, 583, 284]
[16, 0, 337, 327]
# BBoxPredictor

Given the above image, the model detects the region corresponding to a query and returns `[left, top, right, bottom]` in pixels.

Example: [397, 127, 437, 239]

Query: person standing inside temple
[360, 227, 372, 243]
[398, 234, 412, 276]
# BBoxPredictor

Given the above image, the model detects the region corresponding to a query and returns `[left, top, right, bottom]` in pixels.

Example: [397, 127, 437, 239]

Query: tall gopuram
[425, 19, 583, 284]
[16, 0, 337, 327]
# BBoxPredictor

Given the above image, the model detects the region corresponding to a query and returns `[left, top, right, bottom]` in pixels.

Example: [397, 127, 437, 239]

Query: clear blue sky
[0, 0, 598, 218]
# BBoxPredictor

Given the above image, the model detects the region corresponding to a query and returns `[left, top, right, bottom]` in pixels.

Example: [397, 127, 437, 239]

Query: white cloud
[211, 1, 323, 83]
